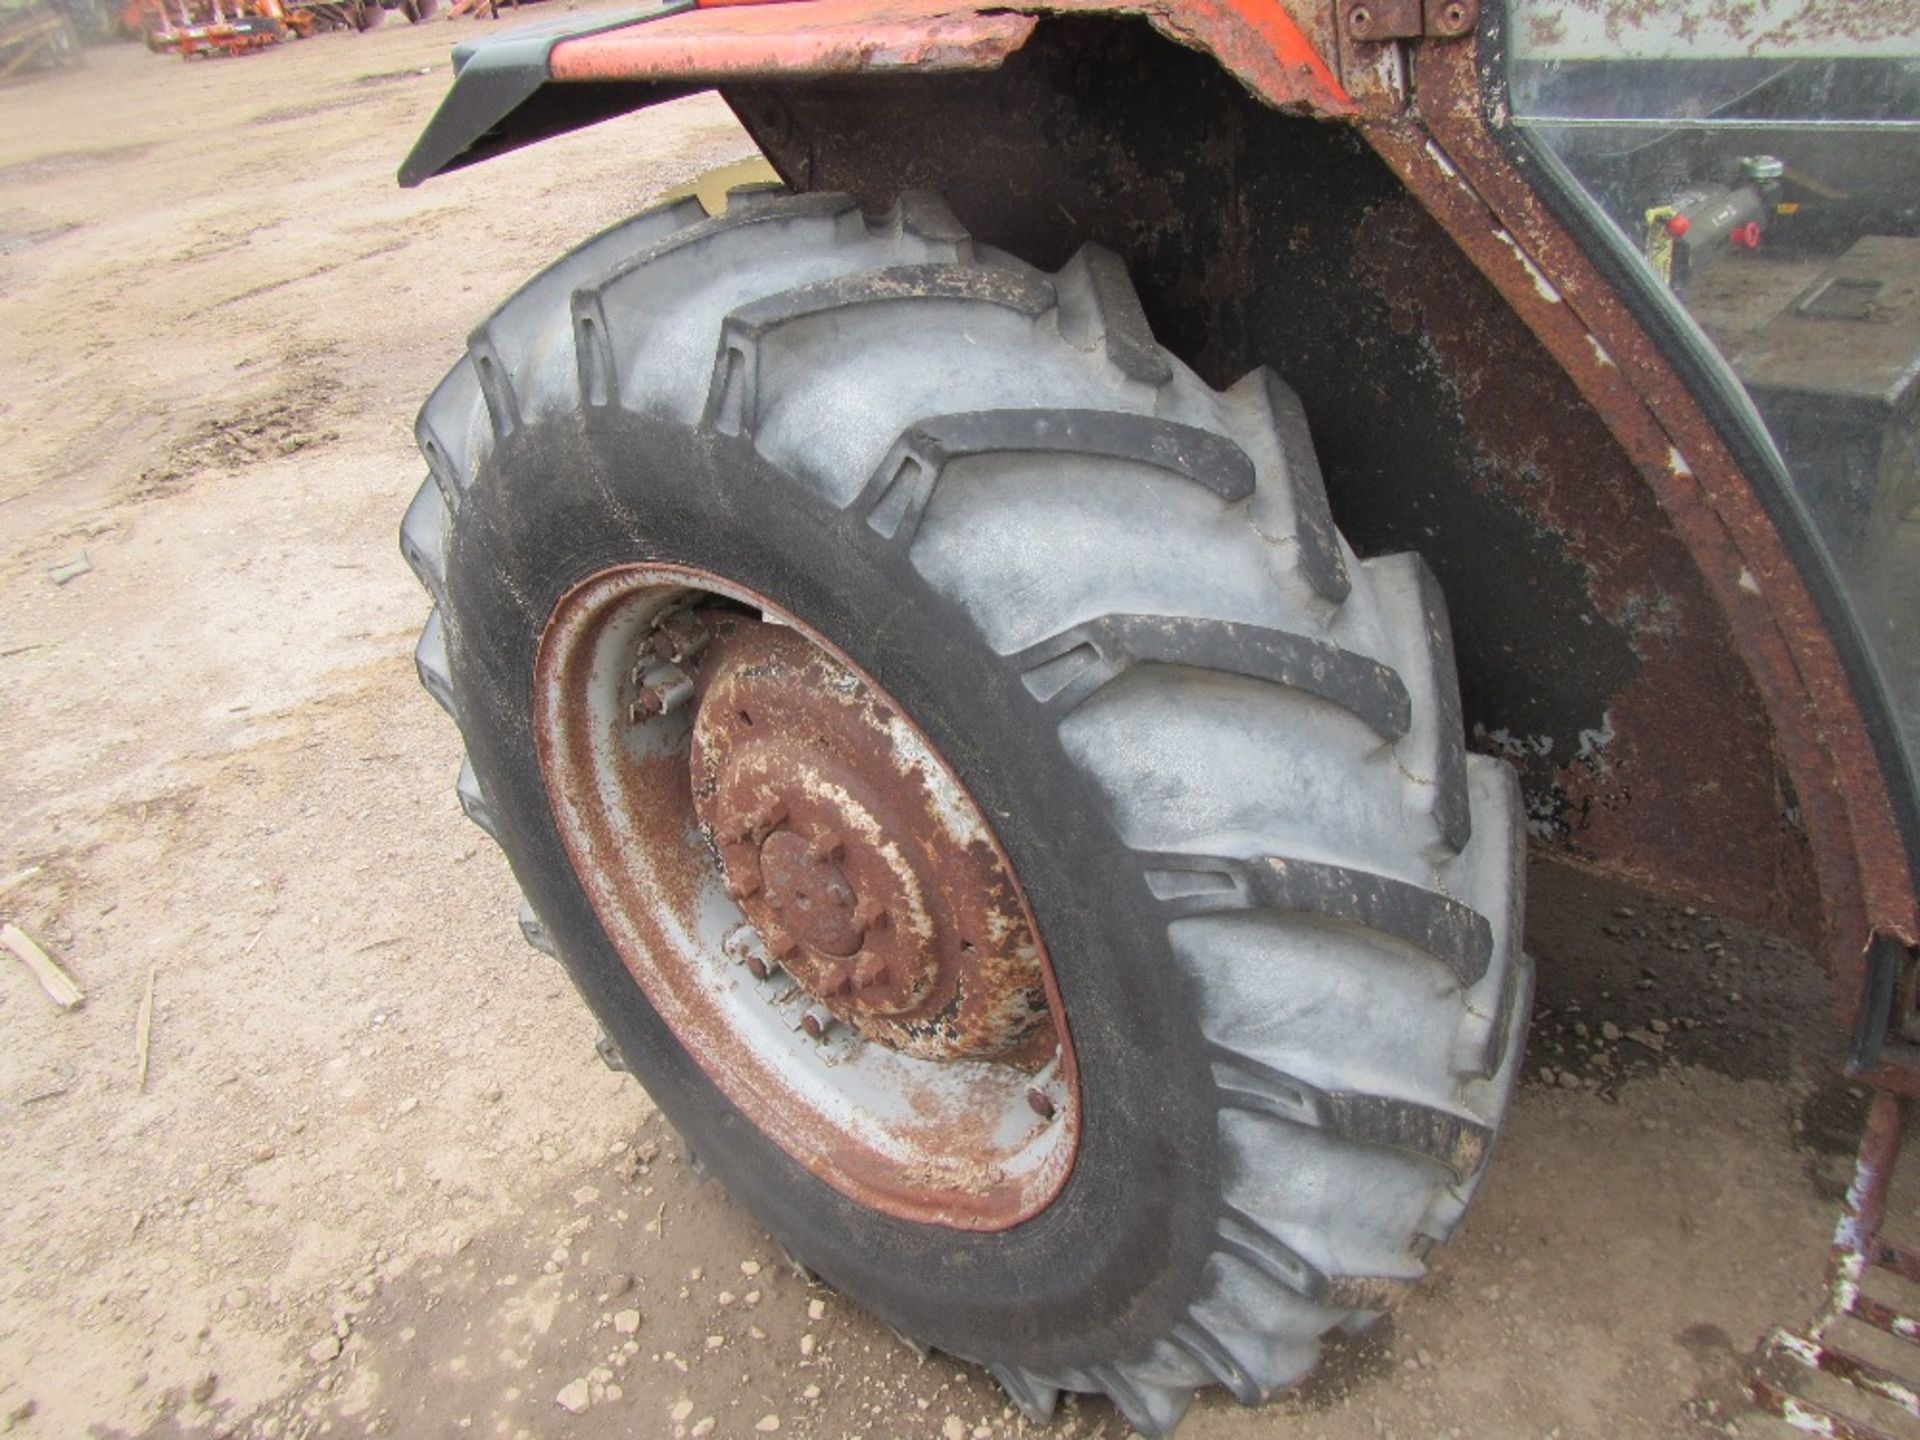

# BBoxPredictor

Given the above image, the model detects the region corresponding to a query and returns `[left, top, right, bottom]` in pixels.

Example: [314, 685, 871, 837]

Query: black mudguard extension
[398, 2, 695, 187]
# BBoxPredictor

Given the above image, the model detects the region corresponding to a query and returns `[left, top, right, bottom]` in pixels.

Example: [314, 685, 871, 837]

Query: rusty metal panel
[549, 0, 1038, 83]
[546, 0, 1355, 113]
[1364, 38, 1919, 1025]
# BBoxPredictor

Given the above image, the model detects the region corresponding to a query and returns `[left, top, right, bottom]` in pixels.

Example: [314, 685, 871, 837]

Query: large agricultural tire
[399, 187, 1531, 1435]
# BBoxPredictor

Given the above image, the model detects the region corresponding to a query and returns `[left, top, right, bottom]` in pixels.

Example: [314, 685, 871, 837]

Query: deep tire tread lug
[1056, 241, 1175, 386]
[517, 899, 556, 958]
[856, 408, 1254, 549]
[988, 1365, 1059, 1424]
[399, 473, 449, 607]
[568, 192, 861, 408]
[1170, 1320, 1265, 1407]
[455, 755, 495, 839]
[1012, 611, 1411, 736]
[1255, 370, 1351, 603]
[702, 265, 1057, 438]
[1142, 851, 1494, 987]
[1208, 1046, 1492, 1182]
[1086, 1363, 1192, 1438]
[413, 607, 454, 720]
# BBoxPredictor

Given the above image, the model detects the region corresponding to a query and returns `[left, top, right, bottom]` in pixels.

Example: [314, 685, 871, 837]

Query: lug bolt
[819, 962, 856, 998]
[746, 954, 773, 980]
[1026, 1086, 1056, 1120]
[1348, 3, 1372, 35]
[764, 927, 798, 960]
[851, 956, 891, 992]
[649, 608, 711, 665]
[801, 1008, 835, 1040]
[630, 661, 694, 720]
[724, 867, 762, 900]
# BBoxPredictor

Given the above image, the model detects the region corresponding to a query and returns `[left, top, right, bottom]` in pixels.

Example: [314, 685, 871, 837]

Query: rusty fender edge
[397, 0, 1352, 188]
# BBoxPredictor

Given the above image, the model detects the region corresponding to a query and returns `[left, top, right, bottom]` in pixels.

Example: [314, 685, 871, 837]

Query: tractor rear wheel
[400, 188, 1530, 1435]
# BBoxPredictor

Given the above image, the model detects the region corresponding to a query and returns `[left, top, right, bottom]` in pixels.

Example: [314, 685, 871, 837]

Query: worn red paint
[550, 0, 1353, 116]
[551, 0, 1038, 83]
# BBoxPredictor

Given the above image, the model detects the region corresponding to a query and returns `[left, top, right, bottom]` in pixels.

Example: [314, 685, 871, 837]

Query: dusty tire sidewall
[442, 407, 1222, 1372]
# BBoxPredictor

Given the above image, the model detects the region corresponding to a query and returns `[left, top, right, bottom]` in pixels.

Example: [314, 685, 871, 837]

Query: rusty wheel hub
[693, 621, 1048, 1061]
[532, 565, 1079, 1230]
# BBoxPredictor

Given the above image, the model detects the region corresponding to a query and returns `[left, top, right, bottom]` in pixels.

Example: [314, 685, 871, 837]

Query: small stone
[755, 1417, 780, 1433]
[46, 552, 91, 585]
[740, 1260, 762, 1277]
[1600, 1021, 1621, 1042]
[670, 1400, 694, 1422]
[251, 1144, 277, 1164]
[614, 1309, 641, 1335]
[190, 1373, 218, 1405]
[807, 1298, 826, 1321]
[691, 1421, 716, 1439]
[482, 1085, 503, 1104]
[1537, 1067, 1556, 1086]
[1650, 1019, 1671, 1034]
[745, 1291, 761, 1306]
[718, 1291, 736, 1307]
[556, 1379, 591, 1414]
[944, 1417, 966, 1440]
[308, 1335, 343, 1364]
[802, 1385, 820, 1400]
[704, 1335, 724, 1350]
[799, 1334, 816, 1357]
[396, 1097, 419, 1116]
[224, 1288, 250, 1310]
[1558, 1071, 1581, 1090]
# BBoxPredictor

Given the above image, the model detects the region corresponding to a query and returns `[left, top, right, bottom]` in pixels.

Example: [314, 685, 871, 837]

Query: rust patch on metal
[548, 0, 1355, 117]
[1347, 194, 1821, 938]
[550, 0, 1038, 84]
[1751, 1090, 1920, 1439]
[691, 619, 1052, 1064]
[533, 563, 1079, 1230]
[1364, 40, 1919, 1028]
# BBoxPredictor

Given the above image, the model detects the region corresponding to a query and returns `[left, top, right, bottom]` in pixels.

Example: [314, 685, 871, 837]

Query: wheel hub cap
[692, 620, 1049, 1060]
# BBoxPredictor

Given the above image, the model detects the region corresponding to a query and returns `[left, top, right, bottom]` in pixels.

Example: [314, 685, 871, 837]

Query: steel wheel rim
[533, 563, 1081, 1230]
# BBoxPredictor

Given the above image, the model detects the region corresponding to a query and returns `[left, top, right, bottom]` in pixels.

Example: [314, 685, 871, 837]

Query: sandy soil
[0, 20, 1887, 1440]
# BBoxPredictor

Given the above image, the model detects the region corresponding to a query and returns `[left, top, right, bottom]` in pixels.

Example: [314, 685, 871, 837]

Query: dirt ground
[0, 19, 1892, 1440]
